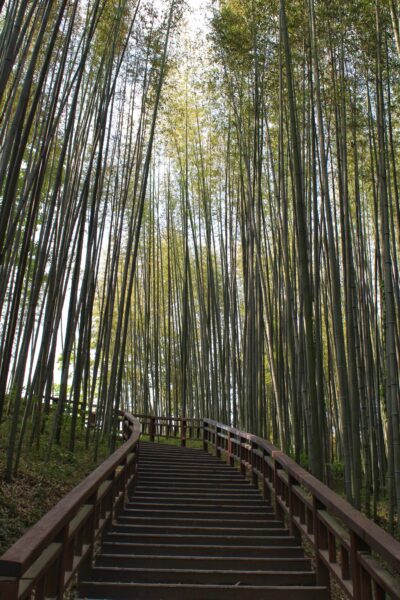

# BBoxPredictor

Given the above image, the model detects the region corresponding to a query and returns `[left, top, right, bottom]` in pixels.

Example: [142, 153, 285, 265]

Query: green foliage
[299, 452, 309, 469]
[212, 0, 253, 66]
[329, 460, 345, 481]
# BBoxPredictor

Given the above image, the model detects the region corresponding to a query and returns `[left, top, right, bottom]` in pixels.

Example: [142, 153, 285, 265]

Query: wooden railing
[204, 418, 400, 600]
[134, 413, 203, 446]
[0, 411, 140, 600]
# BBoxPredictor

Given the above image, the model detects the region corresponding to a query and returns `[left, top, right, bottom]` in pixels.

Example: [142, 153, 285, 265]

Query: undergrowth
[0, 413, 111, 555]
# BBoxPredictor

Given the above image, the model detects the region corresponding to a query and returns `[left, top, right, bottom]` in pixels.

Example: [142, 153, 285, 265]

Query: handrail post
[51, 525, 69, 600]
[240, 437, 246, 476]
[203, 420, 208, 452]
[0, 577, 18, 600]
[181, 418, 187, 447]
[262, 449, 271, 502]
[227, 431, 234, 466]
[288, 474, 301, 543]
[215, 426, 221, 457]
[350, 531, 372, 599]
[149, 416, 156, 442]
[313, 497, 330, 593]
[273, 456, 284, 521]
[251, 441, 258, 488]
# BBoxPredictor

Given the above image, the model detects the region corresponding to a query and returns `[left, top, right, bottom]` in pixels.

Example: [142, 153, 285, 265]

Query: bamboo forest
[1, 0, 400, 539]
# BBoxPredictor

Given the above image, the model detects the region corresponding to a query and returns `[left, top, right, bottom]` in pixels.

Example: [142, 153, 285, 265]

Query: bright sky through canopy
[185, 0, 210, 36]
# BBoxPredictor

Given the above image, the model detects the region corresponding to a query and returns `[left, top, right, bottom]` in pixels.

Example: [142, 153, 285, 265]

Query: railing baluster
[262, 449, 270, 502]
[288, 475, 301, 542]
[181, 418, 187, 447]
[341, 544, 350, 581]
[35, 575, 46, 600]
[351, 532, 371, 599]
[202, 419, 208, 452]
[373, 580, 386, 600]
[240, 437, 246, 476]
[227, 431, 234, 466]
[149, 416, 156, 442]
[313, 498, 330, 592]
[251, 441, 258, 488]
[328, 531, 336, 564]
[273, 457, 284, 522]
[216, 426, 221, 458]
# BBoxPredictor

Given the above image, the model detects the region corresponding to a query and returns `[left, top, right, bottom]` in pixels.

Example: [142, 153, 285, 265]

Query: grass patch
[140, 433, 204, 449]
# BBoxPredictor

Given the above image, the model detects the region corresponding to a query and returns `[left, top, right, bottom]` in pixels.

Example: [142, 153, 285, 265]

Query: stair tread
[92, 567, 314, 574]
[123, 509, 274, 515]
[118, 516, 282, 524]
[96, 554, 311, 564]
[103, 535, 299, 547]
[101, 543, 304, 552]
[89, 565, 317, 584]
[112, 526, 290, 535]
[79, 581, 329, 600]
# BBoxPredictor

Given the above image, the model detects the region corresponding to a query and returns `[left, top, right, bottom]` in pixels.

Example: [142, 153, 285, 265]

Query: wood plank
[79, 581, 329, 600]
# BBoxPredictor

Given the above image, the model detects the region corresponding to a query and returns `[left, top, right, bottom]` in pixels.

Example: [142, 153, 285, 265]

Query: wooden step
[79, 582, 329, 599]
[123, 506, 274, 517]
[133, 486, 260, 495]
[138, 473, 247, 481]
[126, 495, 268, 506]
[138, 451, 219, 458]
[139, 460, 225, 468]
[103, 532, 298, 546]
[89, 566, 317, 585]
[133, 485, 259, 493]
[112, 523, 290, 536]
[117, 515, 284, 527]
[125, 500, 273, 510]
[135, 480, 255, 489]
[100, 542, 305, 557]
[95, 554, 312, 571]
[137, 463, 237, 470]
[137, 460, 227, 467]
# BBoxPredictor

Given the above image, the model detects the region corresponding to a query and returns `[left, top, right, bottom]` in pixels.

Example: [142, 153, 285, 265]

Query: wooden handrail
[203, 418, 400, 600]
[0, 411, 140, 600]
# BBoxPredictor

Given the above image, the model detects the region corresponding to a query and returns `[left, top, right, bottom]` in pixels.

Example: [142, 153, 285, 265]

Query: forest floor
[0, 418, 110, 555]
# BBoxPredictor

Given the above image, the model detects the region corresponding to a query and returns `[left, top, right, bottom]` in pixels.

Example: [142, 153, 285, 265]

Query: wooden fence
[134, 413, 203, 446]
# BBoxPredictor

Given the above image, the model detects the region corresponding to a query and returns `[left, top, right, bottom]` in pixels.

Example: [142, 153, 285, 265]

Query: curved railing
[0, 411, 140, 600]
[204, 418, 400, 600]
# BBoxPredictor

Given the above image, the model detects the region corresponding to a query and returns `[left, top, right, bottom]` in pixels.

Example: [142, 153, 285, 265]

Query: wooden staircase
[1, 415, 399, 599]
[79, 440, 328, 599]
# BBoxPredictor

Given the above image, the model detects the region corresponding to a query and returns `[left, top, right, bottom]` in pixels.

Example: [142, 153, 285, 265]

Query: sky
[185, 0, 211, 36]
